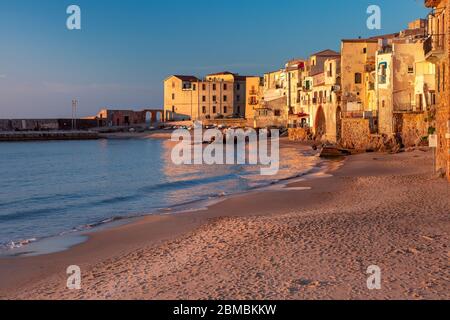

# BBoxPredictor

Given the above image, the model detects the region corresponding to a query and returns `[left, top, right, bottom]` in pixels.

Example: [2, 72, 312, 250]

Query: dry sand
[0, 148, 448, 300]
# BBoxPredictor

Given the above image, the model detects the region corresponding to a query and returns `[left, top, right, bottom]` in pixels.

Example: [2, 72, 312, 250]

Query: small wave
[3, 238, 37, 250]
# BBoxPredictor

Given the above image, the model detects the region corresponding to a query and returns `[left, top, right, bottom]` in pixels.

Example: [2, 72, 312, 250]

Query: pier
[0, 131, 99, 142]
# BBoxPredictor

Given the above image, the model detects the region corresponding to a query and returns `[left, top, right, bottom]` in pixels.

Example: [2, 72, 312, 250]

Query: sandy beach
[0, 146, 448, 300]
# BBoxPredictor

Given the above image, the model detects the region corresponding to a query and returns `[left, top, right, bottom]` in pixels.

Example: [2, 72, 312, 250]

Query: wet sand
[0, 148, 448, 300]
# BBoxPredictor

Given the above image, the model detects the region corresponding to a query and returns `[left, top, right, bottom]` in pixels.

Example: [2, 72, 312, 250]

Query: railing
[424, 34, 446, 56]
[248, 98, 259, 105]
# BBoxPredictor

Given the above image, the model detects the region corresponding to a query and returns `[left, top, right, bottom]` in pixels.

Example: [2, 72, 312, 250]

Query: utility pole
[72, 99, 78, 130]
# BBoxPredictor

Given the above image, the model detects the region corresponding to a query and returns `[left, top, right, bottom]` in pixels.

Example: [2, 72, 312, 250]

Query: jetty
[0, 131, 99, 142]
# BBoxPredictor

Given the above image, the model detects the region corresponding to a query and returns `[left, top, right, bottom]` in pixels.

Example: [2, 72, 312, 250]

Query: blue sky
[0, 0, 429, 118]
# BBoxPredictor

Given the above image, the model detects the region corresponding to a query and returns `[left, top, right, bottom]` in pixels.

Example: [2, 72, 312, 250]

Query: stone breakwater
[0, 131, 99, 142]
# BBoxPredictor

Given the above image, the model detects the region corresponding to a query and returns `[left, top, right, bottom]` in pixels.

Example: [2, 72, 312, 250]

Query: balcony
[248, 98, 259, 105]
[424, 34, 446, 62]
[365, 64, 376, 72]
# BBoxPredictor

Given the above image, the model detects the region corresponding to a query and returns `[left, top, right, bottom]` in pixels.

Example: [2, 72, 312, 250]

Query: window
[172, 82, 175, 88]
[192, 84, 196, 91]
[237, 106, 241, 114]
[223, 84, 228, 90]
[212, 106, 217, 113]
[363, 47, 367, 54]
[224, 106, 228, 114]
[236, 84, 240, 91]
[378, 62, 387, 84]
[172, 106, 175, 112]
[202, 95, 206, 102]
[202, 84, 206, 90]
[443, 63, 446, 92]
[172, 93, 175, 100]
[202, 106, 206, 114]
[237, 95, 240, 101]
[274, 110, 281, 117]
[355, 73, 362, 84]
[437, 65, 441, 93]
[408, 66, 414, 74]
[213, 84, 216, 90]
[212, 95, 217, 102]
[223, 95, 227, 102]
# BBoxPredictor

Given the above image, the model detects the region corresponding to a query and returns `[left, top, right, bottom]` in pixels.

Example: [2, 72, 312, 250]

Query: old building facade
[164, 72, 253, 122]
[376, 35, 435, 138]
[425, 0, 450, 179]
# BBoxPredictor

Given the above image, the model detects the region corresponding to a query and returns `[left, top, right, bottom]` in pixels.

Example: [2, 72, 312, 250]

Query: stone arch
[145, 111, 153, 125]
[315, 105, 326, 139]
[142, 109, 165, 123]
[156, 111, 163, 122]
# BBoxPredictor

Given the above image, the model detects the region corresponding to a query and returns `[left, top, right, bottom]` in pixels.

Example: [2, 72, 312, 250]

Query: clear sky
[0, 0, 429, 118]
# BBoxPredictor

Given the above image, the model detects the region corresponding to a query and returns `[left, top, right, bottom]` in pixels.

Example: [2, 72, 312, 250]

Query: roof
[310, 49, 340, 57]
[207, 71, 236, 76]
[168, 75, 199, 82]
[342, 33, 400, 43]
[206, 71, 252, 81]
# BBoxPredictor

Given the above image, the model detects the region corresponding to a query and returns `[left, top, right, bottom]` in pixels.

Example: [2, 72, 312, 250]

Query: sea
[0, 137, 321, 255]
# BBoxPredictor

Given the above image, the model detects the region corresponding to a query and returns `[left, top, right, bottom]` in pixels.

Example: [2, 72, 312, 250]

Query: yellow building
[256, 69, 288, 127]
[341, 38, 380, 116]
[164, 72, 254, 121]
[244, 76, 264, 124]
[285, 59, 307, 115]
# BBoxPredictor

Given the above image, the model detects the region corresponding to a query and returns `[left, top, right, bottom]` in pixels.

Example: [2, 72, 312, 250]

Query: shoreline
[0, 137, 326, 257]
[0, 148, 448, 299]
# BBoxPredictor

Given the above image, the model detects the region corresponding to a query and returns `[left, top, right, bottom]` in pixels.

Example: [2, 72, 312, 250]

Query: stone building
[305, 55, 341, 142]
[339, 20, 434, 150]
[424, 0, 450, 180]
[244, 76, 264, 124]
[164, 72, 253, 121]
[341, 37, 382, 118]
[95, 109, 163, 127]
[290, 50, 341, 142]
[255, 69, 288, 128]
[376, 37, 435, 139]
[285, 59, 307, 116]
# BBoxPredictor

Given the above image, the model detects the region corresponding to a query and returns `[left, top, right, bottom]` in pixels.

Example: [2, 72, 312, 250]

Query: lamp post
[72, 99, 78, 130]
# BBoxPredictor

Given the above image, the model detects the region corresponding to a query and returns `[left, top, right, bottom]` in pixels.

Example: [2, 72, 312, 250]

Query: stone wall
[254, 117, 287, 129]
[435, 1, 450, 180]
[203, 118, 248, 128]
[0, 131, 99, 141]
[400, 113, 429, 147]
[0, 119, 100, 131]
[340, 118, 371, 150]
[288, 128, 312, 141]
